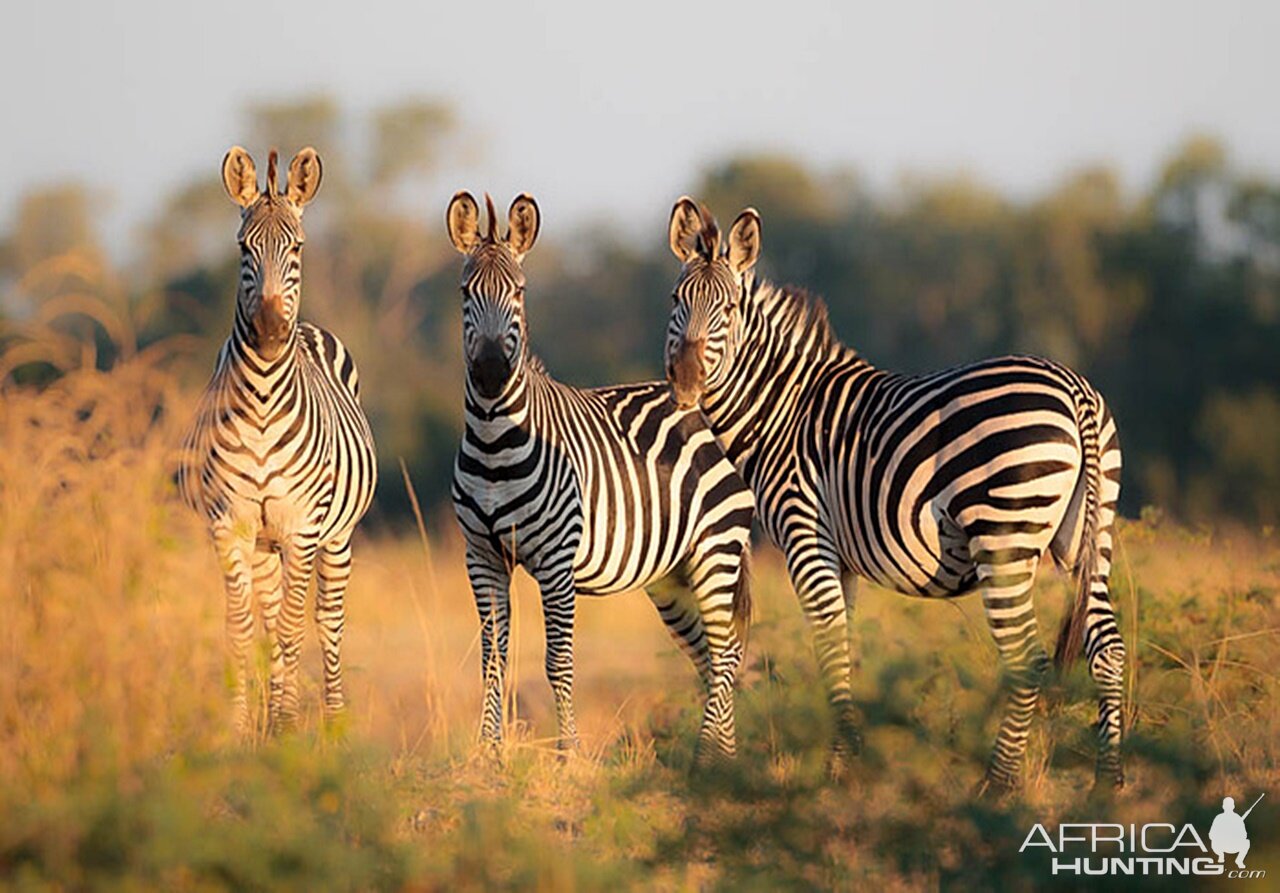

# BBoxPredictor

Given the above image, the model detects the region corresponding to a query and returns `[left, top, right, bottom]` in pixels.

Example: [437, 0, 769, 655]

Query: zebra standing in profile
[446, 192, 754, 762]
[661, 198, 1125, 795]
[179, 147, 377, 735]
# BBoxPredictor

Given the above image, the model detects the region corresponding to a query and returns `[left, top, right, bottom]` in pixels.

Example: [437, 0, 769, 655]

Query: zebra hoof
[973, 772, 1019, 802]
[692, 745, 736, 774]
[825, 729, 863, 782]
[826, 749, 855, 783]
[555, 738, 582, 763]
[473, 734, 505, 767]
[839, 726, 864, 757]
[322, 710, 350, 741]
[267, 712, 300, 738]
[1088, 773, 1124, 804]
[230, 705, 253, 743]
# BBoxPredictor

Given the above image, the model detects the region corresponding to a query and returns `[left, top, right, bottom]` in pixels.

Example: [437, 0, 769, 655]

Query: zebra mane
[698, 204, 721, 259]
[752, 279, 842, 358]
[484, 193, 498, 242]
[266, 150, 279, 196]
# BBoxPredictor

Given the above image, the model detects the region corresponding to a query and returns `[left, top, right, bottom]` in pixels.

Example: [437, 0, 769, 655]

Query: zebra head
[665, 197, 761, 409]
[446, 191, 540, 401]
[221, 146, 323, 361]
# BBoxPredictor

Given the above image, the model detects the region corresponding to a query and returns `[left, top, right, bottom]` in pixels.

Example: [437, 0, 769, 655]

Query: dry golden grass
[1, 356, 1277, 890]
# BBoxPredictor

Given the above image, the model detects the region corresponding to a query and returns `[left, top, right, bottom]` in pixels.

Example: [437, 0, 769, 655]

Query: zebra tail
[732, 547, 753, 649]
[1054, 392, 1101, 671]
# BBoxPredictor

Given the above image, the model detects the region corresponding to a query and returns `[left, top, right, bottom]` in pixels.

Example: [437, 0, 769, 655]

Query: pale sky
[3, 0, 1279, 257]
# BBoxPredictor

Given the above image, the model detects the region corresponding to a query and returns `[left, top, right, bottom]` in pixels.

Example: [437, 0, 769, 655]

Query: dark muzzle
[470, 338, 512, 399]
[668, 338, 706, 409]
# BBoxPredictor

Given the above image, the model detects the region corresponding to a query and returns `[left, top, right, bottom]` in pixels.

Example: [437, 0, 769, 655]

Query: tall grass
[0, 352, 1277, 889]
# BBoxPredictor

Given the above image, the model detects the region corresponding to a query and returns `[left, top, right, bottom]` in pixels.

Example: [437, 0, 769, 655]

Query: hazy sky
[4, 0, 1278, 255]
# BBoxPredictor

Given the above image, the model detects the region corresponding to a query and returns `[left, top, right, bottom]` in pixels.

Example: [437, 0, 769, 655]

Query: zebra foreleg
[973, 545, 1050, 798]
[784, 532, 862, 775]
[270, 539, 319, 735]
[468, 548, 512, 758]
[252, 545, 283, 720]
[212, 523, 259, 738]
[316, 537, 353, 728]
[532, 561, 581, 755]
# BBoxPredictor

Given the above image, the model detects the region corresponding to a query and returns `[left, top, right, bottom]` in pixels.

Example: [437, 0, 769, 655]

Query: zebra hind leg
[690, 538, 750, 768]
[1085, 476, 1125, 792]
[645, 565, 714, 677]
[1049, 425, 1126, 794]
[973, 543, 1051, 799]
[645, 571, 717, 764]
[648, 545, 744, 768]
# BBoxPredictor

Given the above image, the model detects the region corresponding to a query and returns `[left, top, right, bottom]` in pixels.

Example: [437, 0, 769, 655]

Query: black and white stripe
[447, 192, 754, 762]
[663, 199, 1125, 793]
[179, 147, 376, 734]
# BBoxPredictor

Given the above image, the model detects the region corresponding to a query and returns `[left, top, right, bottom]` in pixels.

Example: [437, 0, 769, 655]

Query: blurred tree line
[1, 98, 1277, 527]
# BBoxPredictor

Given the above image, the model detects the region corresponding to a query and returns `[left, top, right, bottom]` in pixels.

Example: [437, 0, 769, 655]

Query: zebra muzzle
[669, 338, 706, 409]
[470, 338, 512, 399]
[251, 297, 291, 357]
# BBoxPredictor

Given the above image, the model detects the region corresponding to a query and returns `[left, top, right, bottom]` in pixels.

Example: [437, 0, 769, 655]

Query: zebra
[446, 191, 755, 763]
[178, 147, 377, 735]
[661, 198, 1126, 795]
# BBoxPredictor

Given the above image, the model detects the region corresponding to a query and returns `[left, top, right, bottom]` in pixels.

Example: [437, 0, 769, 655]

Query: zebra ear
[728, 208, 761, 275]
[286, 148, 323, 207]
[446, 191, 482, 254]
[222, 146, 259, 208]
[506, 194, 540, 260]
[668, 196, 703, 263]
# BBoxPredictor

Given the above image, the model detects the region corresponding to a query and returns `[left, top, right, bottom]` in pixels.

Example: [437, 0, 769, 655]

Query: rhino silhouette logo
[1210, 794, 1264, 869]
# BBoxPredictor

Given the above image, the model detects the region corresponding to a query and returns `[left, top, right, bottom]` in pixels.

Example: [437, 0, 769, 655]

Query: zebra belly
[819, 360, 1085, 597]
[833, 495, 975, 597]
[831, 448, 1080, 598]
[568, 414, 718, 597]
[571, 526, 681, 596]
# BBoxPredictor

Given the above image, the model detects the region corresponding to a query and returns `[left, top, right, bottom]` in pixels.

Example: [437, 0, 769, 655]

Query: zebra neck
[226, 311, 303, 400]
[463, 357, 547, 438]
[702, 280, 866, 467]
